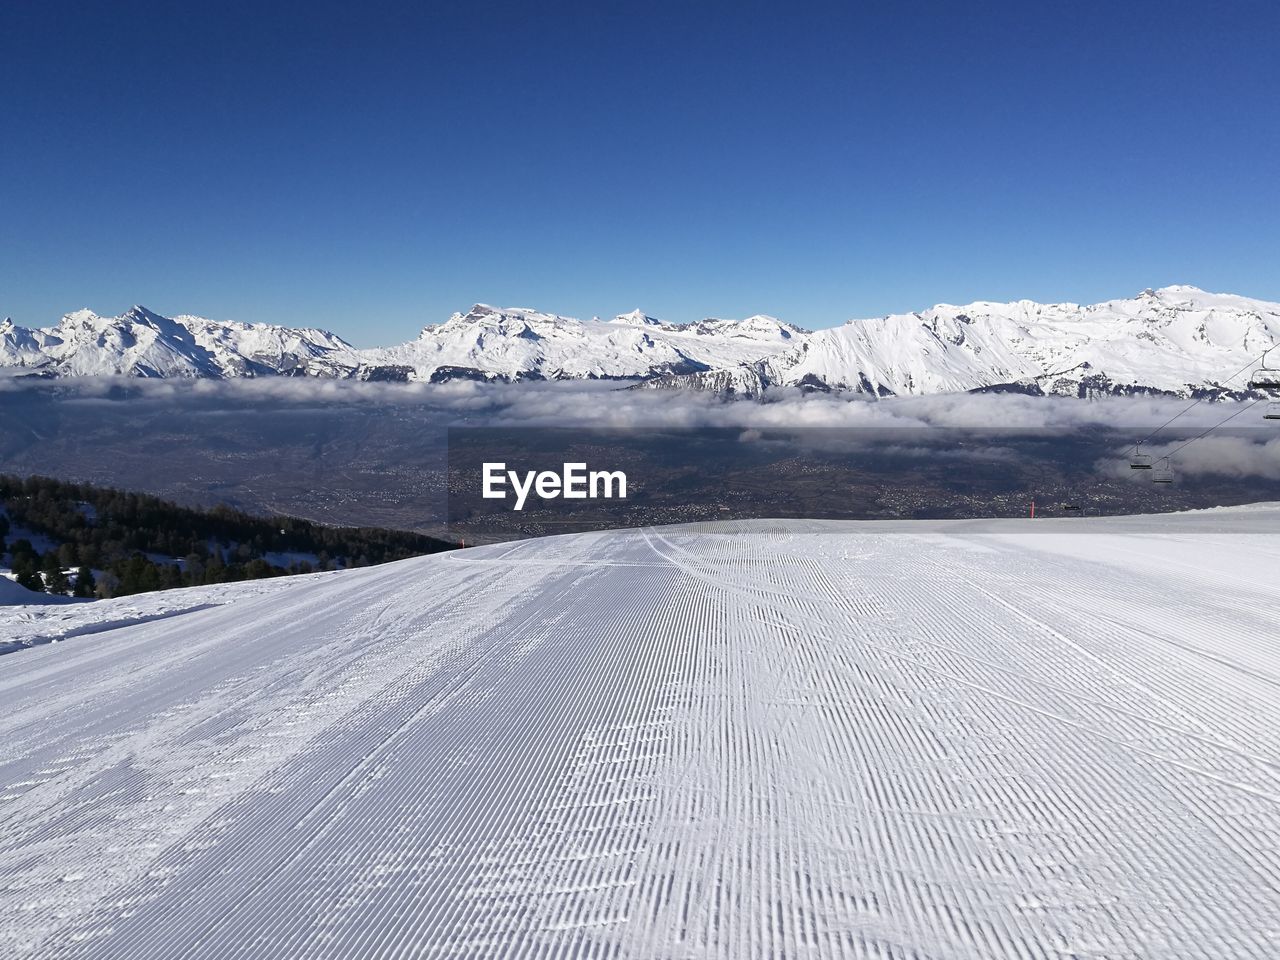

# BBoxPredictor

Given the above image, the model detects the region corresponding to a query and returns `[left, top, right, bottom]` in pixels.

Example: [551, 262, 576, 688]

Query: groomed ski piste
[3, 507, 1280, 958]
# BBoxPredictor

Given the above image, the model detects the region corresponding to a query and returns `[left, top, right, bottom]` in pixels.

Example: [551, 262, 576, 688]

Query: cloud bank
[6, 377, 1280, 477]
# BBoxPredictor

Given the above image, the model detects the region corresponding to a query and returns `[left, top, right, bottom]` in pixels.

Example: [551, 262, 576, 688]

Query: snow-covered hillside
[4, 509, 1280, 957]
[4, 286, 1280, 396]
[767, 285, 1280, 397]
[357, 304, 803, 382]
[0, 306, 359, 379]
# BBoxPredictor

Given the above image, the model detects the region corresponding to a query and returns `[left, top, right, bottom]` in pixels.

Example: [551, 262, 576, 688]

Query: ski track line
[2, 519, 1280, 957]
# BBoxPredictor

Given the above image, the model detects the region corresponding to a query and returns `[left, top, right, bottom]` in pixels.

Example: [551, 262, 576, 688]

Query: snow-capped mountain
[0, 306, 359, 379]
[765, 285, 1280, 398]
[4, 286, 1280, 397]
[358, 304, 803, 383]
[632, 364, 773, 398]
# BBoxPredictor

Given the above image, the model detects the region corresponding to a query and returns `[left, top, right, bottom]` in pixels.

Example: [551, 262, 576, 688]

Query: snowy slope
[4, 509, 1280, 957]
[4, 286, 1280, 395]
[769, 285, 1280, 396]
[632, 362, 772, 397]
[359, 304, 803, 382]
[0, 575, 80, 609]
[0, 306, 360, 378]
[0, 574, 309, 653]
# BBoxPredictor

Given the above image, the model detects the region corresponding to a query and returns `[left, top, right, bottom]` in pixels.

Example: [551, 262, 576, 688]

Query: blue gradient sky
[3, 0, 1278, 345]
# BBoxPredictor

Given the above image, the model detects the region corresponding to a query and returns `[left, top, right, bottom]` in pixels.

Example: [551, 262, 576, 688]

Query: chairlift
[1247, 348, 1280, 392]
[1152, 458, 1174, 484]
[1130, 442, 1153, 470]
[1265, 401, 1280, 421]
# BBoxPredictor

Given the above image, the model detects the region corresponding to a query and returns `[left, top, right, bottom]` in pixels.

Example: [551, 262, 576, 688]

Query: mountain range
[3, 286, 1279, 398]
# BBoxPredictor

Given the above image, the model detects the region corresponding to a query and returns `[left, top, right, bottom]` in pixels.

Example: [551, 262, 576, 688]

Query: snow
[361, 304, 803, 382]
[0, 305, 360, 378]
[3, 507, 1280, 956]
[770, 285, 1280, 396]
[0, 511, 61, 557]
[9, 286, 1279, 395]
[0, 574, 318, 653]
[261, 549, 321, 568]
[0, 575, 79, 608]
[0, 511, 73, 605]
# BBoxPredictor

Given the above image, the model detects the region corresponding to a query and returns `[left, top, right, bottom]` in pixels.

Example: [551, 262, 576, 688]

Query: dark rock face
[970, 381, 1046, 397]
[359, 365, 415, 383]
[792, 374, 833, 394]
[426, 365, 549, 384]
[427, 365, 500, 384]
[651, 358, 711, 376]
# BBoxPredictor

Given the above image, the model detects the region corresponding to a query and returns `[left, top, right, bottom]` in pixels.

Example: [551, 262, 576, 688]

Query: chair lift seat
[1248, 370, 1280, 392]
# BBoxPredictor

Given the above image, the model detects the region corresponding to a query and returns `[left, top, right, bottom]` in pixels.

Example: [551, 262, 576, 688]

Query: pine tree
[73, 566, 97, 598]
[0, 472, 452, 598]
[41, 552, 70, 594]
[13, 557, 44, 593]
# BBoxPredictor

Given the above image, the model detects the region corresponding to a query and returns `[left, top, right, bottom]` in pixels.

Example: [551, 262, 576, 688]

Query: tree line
[1, 474, 455, 599]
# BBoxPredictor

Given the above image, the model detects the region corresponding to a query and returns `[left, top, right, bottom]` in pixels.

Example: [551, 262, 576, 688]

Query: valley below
[5, 381, 1280, 541]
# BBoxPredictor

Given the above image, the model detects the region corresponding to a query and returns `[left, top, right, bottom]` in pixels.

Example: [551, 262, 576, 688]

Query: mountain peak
[7, 288, 1280, 395]
[1142, 285, 1216, 305]
[122, 304, 170, 326]
[738, 314, 787, 328]
[611, 309, 662, 327]
[1154, 284, 1207, 294]
[454, 304, 545, 324]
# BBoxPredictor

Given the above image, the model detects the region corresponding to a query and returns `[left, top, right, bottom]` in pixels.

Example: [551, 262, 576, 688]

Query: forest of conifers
[0, 474, 454, 599]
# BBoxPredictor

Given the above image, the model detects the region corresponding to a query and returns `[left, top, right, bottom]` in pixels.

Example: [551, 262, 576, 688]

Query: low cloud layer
[1129, 435, 1280, 481]
[6, 377, 1280, 478]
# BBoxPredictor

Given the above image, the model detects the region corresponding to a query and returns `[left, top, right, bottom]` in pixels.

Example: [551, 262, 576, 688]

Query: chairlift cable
[1130, 342, 1275, 454]
[1160, 398, 1264, 460]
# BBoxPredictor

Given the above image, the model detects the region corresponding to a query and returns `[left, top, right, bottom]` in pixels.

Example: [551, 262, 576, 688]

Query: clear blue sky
[3, 0, 1278, 345]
